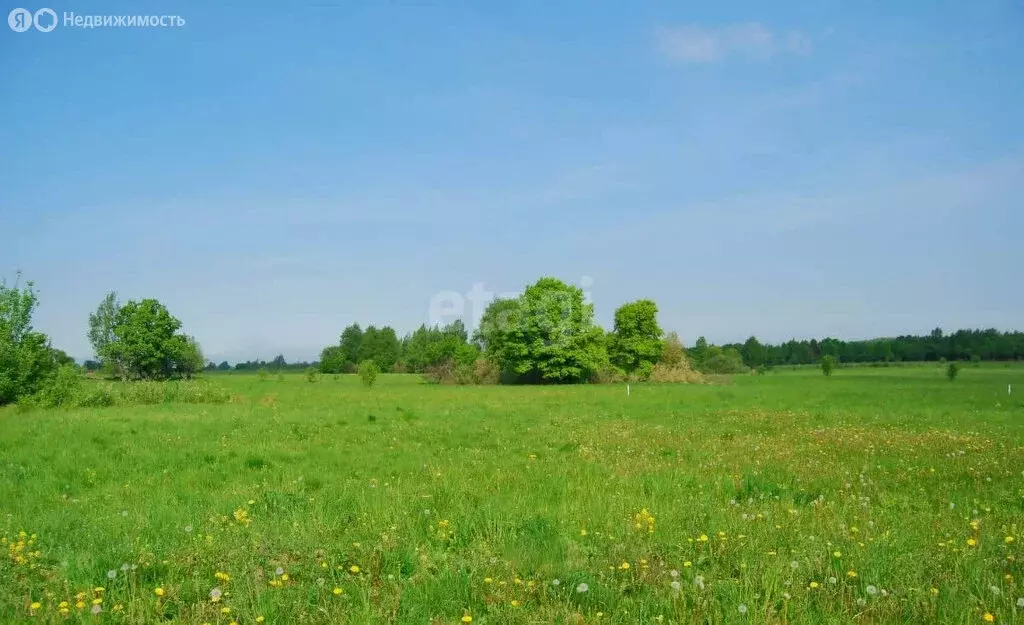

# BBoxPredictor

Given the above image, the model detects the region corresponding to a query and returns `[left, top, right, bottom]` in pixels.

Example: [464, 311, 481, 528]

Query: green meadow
[2, 365, 1023, 624]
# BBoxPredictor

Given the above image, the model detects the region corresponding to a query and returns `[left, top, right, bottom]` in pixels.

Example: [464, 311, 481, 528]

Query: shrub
[649, 363, 704, 383]
[947, 361, 960, 382]
[702, 348, 748, 374]
[821, 355, 836, 377]
[473, 359, 500, 385]
[258, 368, 268, 381]
[306, 368, 317, 383]
[359, 360, 380, 388]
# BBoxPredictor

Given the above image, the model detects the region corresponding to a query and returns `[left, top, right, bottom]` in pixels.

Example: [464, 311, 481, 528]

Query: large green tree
[339, 323, 363, 367]
[0, 274, 60, 405]
[607, 299, 663, 378]
[87, 291, 121, 373]
[482, 277, 607, 383]
[105, 299, 185, 379]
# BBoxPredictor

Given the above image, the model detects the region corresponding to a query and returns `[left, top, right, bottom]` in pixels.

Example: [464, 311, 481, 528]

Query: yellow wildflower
[349, 565, 360, 574]
[154, 588, 165, 597]
[333, 587, 343, 595]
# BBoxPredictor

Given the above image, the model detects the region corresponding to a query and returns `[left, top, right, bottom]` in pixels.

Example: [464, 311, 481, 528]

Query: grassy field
[2, 364, 1023, 624]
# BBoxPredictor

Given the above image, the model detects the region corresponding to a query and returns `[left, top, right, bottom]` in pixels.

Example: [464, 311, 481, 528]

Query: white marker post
[1010, 384, 1013, 395]
[627, 383, 631, 396]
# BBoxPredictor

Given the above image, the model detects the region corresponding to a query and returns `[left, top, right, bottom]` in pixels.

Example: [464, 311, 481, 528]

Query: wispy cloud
[656, 23, 810, 63]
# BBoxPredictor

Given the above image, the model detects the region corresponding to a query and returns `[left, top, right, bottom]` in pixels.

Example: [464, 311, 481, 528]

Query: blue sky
[2, 1, 1022, 362]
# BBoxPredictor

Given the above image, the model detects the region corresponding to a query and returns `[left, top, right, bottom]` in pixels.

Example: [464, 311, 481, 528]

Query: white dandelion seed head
[783, 593, 792, 600]
[209, 587, 222, 600]
[670, 581, 681, 591]
[107, 569, 116, 579]
[184, 525, 193, 533]
[790, 561, 799, 570]
[881, 589, 888, 597]
[670, 569, 679, 578]
[552, 579, 560, 586]
[738, 604, 748, 614]
[1017, 597, 1024, 608]
[275, 567, 284, 576]
[120, 563, 130, 572]
[856, 597, 866, 606]
[866, 585, 878, 595]
[316, 577, 325, 586]
[828, 577, 837, 584]
[576, 582, 589, 593]
[91, 604, 102, 615]
[130, 564, 137, 571]
[695, 575, 705, 590]
[989, 586, 1000, 596]
[120, 510, 128, 517]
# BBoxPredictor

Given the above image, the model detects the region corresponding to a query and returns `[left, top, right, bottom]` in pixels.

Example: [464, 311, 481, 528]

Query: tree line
[702, 327, 1024, 372]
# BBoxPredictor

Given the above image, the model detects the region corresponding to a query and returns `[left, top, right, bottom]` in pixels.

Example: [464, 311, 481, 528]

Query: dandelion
[256, 618, 265, 624]
[275, 567, 284, 576]
[738, 604, 748, 615]
[580, 529, 587, 536]
[91, 598, 102, 605]
[1006, 536, 1015, 544]
[94, 587, 104, 593]
[76, 601, 86, 609]
[828, 577, 838, 585]
[510, 600, 521, 607]
[184, 525, 193, 533]
[619, 561, 630, 570]
[281, 574, 289, 581]
[332, 588, 343, 595]
[809, 581, 820, 589]
[91, 604, 102, 615]
[670, 569, 679, 578]
[576, 582, 589, 593]
[783, 593, 792, 600]
[154, 587, 165, 597]
[699, 534, 709, 542]
[695, 576, 705, 590]
[683, 561, 692, 568]
[209, 588, 222, 602]
[983, 613, 994, 623]
[350, 565, 360, 574]
[221, 607, 231, 615]
[847, 570, 858, 578]
[120, 563, 130, 572]
[483, 578, 493, 584]
[671, 581, 681, 591]
[215, 571, 230, 582]
[107, 570, 116, 580]
[856, 598, 866, 606]
[968, 538, 978, 547]
[552, 579, 560, 586]
[1017, 597, 1024, 608]
[790, 561, 799, 570]
[30, 602, 41, 610]
[990, 586, 1000, 596]
[833, 551, 841, 558]
[866, 585, 878, 596]
[462, 617, 473, 623]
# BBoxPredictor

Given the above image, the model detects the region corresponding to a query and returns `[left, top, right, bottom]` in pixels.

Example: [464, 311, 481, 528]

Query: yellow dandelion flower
[620, 561, 630, 570]
[983, 613, 994, 622]
[154, 588, 165, 597]
[221, 607, 231, 615]
[847, 570, 857, 578]
[580, 529, 587, 536]
[484, 577, 493, 584]
[809, 581, 820, 589]
[349, 565, 360, 574]
[699, 534, 709, 542]
[92, 598, 102, 605]
[58, 602, 68, 609]
[462, 617, 473, 623]
[510, 600, 521, 607]
[30, 602, 41, 610]
[281, 573, 289, 581]
[833, 551, 841, 558]
[333, 587, 343, 595]
[94, 587, 104, 593]
[683, 561, 692, 567]
[931, 588, 939, 595]
[76, 601, 85, 609]
[1005, 536, 1015, 544]
[968, 538, 978, 547]
[256, 618, 265, 624]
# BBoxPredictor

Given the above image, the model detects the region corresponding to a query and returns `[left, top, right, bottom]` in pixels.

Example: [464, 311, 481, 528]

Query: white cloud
[657, 23, 810, 63]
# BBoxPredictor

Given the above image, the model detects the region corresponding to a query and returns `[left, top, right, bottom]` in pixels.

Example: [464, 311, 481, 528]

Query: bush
[306, 368, 317, 383]
[359, 360, 380, 388]
[16, 378, 230, 411]
[27, 364, 82, 408]
[821, 355, 836, 377]
[947, 361, 960, 382]
[473, 359, 500, 385]
[649, 363, 704, 383]
[702, 348, 748, 374]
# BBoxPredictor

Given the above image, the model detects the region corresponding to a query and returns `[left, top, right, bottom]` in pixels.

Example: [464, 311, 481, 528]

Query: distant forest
[168, 327, 1024, 374]
[716, 327, 1024, 368]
